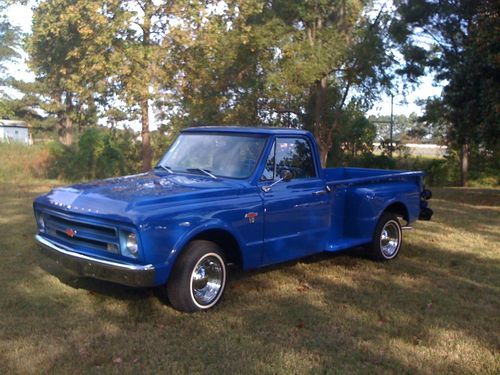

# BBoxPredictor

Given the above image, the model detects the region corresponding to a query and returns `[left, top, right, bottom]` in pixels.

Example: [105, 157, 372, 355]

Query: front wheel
[368, 213, 403, 261]
[167, 240, 227, 312]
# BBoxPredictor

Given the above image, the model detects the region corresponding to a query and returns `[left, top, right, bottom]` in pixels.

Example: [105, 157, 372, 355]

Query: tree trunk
[141, 98, 152, 172]
[319, 146, 329, 167]
[313, 76, 330, 167]
[60, 93, 73, 146]
[460, 140, 469, 187]
[140, 2, 153, 172]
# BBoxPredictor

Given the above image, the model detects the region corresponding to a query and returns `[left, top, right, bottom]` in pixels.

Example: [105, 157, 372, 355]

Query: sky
[4, 2, 443, 130]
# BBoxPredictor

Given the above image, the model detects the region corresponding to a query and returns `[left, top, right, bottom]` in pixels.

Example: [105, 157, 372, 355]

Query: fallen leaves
[296, 282, 313, 292]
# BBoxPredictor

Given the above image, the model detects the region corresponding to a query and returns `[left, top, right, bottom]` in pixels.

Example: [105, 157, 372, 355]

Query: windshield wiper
[155, 165, 173, 174]
[187, 168, 217, 179]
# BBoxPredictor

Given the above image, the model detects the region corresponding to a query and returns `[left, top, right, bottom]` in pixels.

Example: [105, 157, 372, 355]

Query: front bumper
[35, 234, 156, 287]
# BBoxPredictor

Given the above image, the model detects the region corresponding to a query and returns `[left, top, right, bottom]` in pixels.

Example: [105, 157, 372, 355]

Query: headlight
[125, 232, 139, 256]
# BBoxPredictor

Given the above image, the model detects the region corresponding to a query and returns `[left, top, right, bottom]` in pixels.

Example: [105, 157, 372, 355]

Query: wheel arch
[166, 222, 245, 283]
[190, 229, 243, 268]
[382, 201, 409, 224]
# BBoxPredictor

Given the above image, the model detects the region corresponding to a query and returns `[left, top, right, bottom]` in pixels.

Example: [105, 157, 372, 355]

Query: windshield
[157, 133, 267, 179]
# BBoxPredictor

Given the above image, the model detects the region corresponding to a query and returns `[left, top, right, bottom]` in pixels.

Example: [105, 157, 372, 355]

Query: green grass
[0, 177, 499, 373]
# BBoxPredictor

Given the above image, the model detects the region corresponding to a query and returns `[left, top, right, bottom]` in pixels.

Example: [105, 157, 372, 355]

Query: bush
[47, 127, 144, 181]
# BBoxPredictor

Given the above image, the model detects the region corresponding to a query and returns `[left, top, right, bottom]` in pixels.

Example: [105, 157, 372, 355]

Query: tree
[0, 7, 21, 80]
[167, 0, 268, 128]
[392, 0, 500, 185]
[29, 0, 179, 170]
[112, 0, 176, 172]
[28, 0, 130, 145]
[265, 1, 396, 165]
[169, 1, 395, 166]
[337, 104, 376, 157]
[368, 112, 440, 143]
[0, 2, 22, 117]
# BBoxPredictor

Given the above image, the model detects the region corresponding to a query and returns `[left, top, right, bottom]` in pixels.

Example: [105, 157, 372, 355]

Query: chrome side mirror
[262, 169, 293, 192]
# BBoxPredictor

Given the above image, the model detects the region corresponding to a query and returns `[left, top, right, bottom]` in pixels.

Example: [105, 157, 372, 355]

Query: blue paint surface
[33, 127, 427, 286]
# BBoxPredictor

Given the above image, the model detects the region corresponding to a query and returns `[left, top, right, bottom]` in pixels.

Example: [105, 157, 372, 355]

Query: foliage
[0, 4, 21, 78]
[27, 0, 179, 170]
[28, 0, 142, 144]
[0, 2, 22, 117]
[44, 125, 176, 181]
[328, 106, 377, 162]
[5, 0, 498, 184]
[392, 0, 500, 185]
[169, 0, 396, 166]
[47, 127, 140, 181]
[368, 112, 442, 144]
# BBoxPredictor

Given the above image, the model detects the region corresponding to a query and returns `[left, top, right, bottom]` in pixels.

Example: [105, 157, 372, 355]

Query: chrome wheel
[380, 220, 401, 258]
[190, 253, 225, 308]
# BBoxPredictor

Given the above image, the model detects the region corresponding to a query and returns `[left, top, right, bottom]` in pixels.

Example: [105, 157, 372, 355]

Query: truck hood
[35, 171, 244, 222]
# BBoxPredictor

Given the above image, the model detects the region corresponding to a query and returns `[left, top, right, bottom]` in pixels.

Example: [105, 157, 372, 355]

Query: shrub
[46, 127, 144, 181]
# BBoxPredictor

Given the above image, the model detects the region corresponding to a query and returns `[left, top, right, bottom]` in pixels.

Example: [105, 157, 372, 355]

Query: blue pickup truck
[33, 127, 433, 312]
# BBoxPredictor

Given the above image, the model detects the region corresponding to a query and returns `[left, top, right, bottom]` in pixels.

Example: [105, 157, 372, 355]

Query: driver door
[259, 137, 331, 265]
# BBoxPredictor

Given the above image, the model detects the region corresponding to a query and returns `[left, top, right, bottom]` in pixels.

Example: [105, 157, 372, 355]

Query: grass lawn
[0, 179, 498, 374]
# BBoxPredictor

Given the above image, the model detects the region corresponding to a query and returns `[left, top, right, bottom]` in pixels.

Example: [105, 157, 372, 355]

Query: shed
[0, 120, 31, 145]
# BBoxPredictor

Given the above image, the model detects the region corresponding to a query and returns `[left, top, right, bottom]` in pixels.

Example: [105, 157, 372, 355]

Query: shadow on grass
[1, 183, 499, 373]
[432, 187, 500, 207]
[9, 239, 495, 373]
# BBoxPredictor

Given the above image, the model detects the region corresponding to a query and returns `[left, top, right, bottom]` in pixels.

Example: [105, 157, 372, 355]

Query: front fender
[159, 219, 245, 284]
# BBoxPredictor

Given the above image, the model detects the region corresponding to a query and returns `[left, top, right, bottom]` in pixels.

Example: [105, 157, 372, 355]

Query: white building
[0, 120, 31, 145]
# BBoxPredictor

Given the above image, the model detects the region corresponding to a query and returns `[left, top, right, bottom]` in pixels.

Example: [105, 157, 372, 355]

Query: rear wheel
[167, 240, 226, 312]
[368, 213, 402, 261]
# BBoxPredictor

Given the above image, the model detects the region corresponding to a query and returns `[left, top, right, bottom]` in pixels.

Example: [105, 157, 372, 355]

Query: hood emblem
[65, 228, 77, 237]
[245, 212, 258, 224]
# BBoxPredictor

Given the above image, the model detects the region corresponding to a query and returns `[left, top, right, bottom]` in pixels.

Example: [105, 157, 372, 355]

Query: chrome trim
[189, 252, 226, 309]
[312, 190, 327, 196]
[380, 221, 400, 258]
[35, 234, 156, 287]
[261, 176, 285, 193]
[401, 226, 413, 231]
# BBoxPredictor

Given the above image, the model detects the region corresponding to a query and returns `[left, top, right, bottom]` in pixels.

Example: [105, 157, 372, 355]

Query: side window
[275, 138, 316, 179]
[261, 142, 275, 181]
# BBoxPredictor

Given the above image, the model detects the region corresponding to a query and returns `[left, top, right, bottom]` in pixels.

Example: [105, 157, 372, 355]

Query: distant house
[0, 120, 31, 145]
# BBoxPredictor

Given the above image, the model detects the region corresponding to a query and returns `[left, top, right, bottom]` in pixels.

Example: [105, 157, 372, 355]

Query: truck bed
[322, 167, 425, 253]
[323, 167, 424, 187]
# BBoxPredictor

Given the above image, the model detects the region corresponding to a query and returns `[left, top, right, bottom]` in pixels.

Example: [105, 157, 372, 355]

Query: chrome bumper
[35, 234, 156, 287]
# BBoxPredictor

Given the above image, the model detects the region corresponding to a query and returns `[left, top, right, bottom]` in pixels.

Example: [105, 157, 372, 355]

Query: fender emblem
[65, 228, 77, 237]
[245, 212, 258, 224]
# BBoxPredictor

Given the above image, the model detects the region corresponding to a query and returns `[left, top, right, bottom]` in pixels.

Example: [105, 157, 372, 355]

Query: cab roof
[182, 126, 311, 136]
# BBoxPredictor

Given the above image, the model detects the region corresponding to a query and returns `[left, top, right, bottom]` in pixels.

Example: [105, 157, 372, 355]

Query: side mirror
[280, 169, 293, 182]
[262, 169, 293, 193]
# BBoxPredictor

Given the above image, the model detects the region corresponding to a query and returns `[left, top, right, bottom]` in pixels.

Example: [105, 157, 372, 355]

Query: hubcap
[380, 221, 400, 258]
[191, 255, 224, 306]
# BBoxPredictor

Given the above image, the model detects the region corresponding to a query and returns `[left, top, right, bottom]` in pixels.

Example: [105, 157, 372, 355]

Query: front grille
[43, 211, 120, 253]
